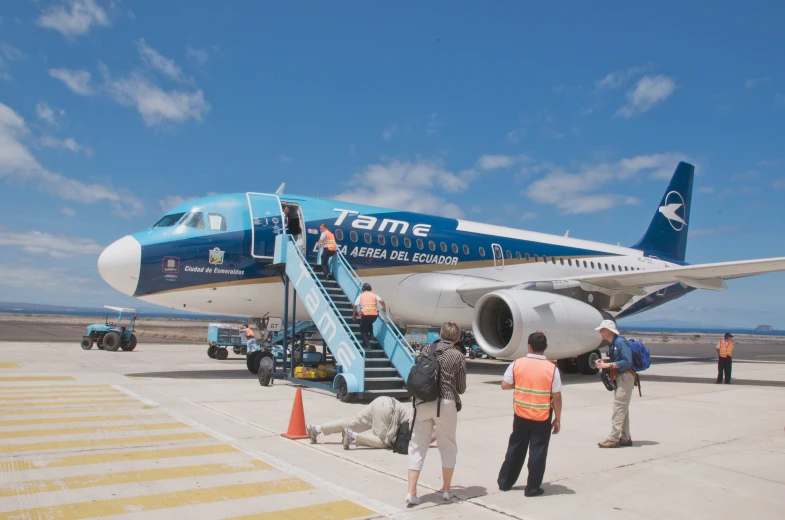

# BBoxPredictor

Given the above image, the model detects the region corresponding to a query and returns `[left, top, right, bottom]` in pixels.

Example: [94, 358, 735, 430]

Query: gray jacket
[368, 396, 413, 447]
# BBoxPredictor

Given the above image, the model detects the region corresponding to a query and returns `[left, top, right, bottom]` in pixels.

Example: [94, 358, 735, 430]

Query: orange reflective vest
[323, 230, 337, 251]
[359, 292, 379, 316]
[244, 327, 255, 338]
[718, 339, 734, 358]
[512, 357, 555, 422]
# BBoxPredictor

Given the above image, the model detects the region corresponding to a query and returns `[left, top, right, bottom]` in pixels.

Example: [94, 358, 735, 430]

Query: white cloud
[382, 124, 397, 141]
[777, 93, 785, 107]
[279, 155, 292, 164]
[0, 42, 26, 79]
[0, 101, 143, 218]
[348, 144, 356, 157]
[524, 153, 691, 215]
[427, 113, 442, 136]
[0, 230, 102, 258]
[48, 68, 96, 96]
[36, 102, 66, 128]
[506, 129, 526, 143]
[136, 39, 191, 84]
[521, 212, 538, 221]
[616, 75, 676, 117]
[697, 186, 715, 194]
[60, 206, 76, 216]
[772, 178, 785, 190]
[158, 195, 197, 213]
[40, 135, 92, 156]
[332, 159, 467, 218]
[0, 264, 97, 292]
[36, 0, 110, 37]
[186, 46, 210, 66]
[477, 154, 530, 171]
[688, 226, 741, 238]
[594, 65, 648, 91]
[105, 72, 210, 127]
[745, 77, 770, 89]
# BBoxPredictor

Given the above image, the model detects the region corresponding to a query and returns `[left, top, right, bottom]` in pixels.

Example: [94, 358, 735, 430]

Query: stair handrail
[286, 236, 366, 359]
[331, 247, 416, 361]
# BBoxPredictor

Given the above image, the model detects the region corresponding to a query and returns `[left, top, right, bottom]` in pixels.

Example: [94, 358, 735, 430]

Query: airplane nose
[98, 235, 141, 296]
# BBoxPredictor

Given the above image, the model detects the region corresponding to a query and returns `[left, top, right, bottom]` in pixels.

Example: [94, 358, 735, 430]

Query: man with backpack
[595, 319, 636, 448]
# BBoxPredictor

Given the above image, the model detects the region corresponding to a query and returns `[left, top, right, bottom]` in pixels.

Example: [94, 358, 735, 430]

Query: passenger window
[506, 250, 512, 259]
[441, 242, 448, 253]
[605, 263, 609, 270]
[429, 240, 436, 251]
[479, 247, 486, 257]
[364, 233, 372, 244]
[416, 239, 424, 250]
[404, 237, 412, 248]
[378, 234, 385, 245]
[525, 253, 531, 261]
[452, 243, 459, 254]
[391, 236, 399, 247]
[207, 213, 227, 231]
[181, 212, 205, 229]
[350, 231, 358, 242]
[583, 261, 588, 268]
[612, 265, 616, 271]
[560, 258, 565, 265]
[153, 212, 185, 228]
[335, 229, 344, 241]
[568, 259, 573, 266]
[591, 262, 595, 268]
[534, 254, 540, 262]
[516, 252, 521, 260]
[463, 245, 469, 255]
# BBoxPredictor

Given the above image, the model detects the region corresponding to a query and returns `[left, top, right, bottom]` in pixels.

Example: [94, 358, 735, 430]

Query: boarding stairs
[273, 233, 415, 401]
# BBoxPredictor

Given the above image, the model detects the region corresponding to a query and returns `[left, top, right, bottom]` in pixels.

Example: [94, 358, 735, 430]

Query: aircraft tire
[336, 377, 356, 403]
[216, 347, 228, 360]
[208, 345, 217, 358]
[103, 332, 121, 351]
[578, 350, 601, 375]
[247, 352, 262, 374]
[557, 358, 579, 374]
[258, 364, 272, 386]
[122, 335, 137, 351]
[80, 337, 93, 350]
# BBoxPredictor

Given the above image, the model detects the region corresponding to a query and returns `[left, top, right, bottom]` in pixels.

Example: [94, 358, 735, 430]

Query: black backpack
[406, 343, 441, 403]
[392, 421, 411, 455]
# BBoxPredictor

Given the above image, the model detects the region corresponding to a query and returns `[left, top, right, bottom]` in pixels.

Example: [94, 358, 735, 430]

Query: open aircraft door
[247, 193, 283, 260]
[492, 243, 504, 270]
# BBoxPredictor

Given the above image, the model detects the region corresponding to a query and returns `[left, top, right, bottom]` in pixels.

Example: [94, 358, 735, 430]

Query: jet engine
[472, 289, 605, 361]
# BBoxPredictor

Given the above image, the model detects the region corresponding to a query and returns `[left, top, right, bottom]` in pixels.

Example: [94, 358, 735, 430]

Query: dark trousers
[498, 414, 552, 492]
[717, 357, 732, 383]
[321, 249, 336, 278]
[359, 315, 377, 350]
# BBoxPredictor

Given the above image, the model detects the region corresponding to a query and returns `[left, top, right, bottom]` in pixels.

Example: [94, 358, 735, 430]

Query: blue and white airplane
[98, 162, 785, 369]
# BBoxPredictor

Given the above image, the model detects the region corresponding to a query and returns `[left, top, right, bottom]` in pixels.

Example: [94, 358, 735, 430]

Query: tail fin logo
[658, 191, 687, 231]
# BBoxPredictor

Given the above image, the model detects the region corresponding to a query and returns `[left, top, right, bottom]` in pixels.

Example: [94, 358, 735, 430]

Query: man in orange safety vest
[716, 332, 734, 384]
[317, 223, 338, 279]
[352, 283, 386, 350]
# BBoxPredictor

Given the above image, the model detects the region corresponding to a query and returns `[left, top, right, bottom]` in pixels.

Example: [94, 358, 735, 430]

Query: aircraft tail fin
[632, 161, 694, 262]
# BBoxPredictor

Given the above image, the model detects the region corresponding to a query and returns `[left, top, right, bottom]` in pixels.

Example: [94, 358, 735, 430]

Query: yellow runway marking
[0, 431, 210, 454]
[0, 385, 109, 393]
[0, 421, 187, 439]
[0, 414, 161, 427]
[0, 363, 19, 369]
[0, 405, 152, 416]
[0, 444, 239, 471]
[0, 479, 314, 520]
[0, 398, 137, 408]
[0, 376, 74, 382]
[228, 500, 376, 520]
[0, 460, 272, 497]
[0, 392, 124, 401]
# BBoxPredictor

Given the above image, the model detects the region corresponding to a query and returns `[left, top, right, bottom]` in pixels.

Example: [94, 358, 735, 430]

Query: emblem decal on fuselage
[209, 248, 225, 265]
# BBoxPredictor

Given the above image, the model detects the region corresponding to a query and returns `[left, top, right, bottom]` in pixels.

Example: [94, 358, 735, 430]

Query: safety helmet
[362, 283, 372, 291]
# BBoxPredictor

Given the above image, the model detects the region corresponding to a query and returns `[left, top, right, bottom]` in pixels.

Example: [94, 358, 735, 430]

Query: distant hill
[0, 302, 245, 320]
[619, 318, 725, 329]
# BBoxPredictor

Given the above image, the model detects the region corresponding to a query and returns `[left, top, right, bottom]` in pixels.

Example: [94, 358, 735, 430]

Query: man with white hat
[594, 319, 634, 448]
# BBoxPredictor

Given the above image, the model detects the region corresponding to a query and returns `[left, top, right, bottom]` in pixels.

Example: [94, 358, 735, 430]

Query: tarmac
[0, 338, 783, 519]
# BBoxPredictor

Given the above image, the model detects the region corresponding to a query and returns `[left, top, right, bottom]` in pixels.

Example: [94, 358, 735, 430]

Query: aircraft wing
[456, 257, 785, 305]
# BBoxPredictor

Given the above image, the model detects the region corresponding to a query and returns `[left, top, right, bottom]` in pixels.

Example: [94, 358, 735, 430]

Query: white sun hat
[595, 319, 620, 336]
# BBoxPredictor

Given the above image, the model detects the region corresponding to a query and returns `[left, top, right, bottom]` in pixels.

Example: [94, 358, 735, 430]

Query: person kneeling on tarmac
[307, 396, 413, 450]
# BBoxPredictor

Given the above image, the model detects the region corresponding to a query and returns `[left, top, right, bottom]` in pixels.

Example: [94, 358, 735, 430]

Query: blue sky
[0, 1, 783, 327]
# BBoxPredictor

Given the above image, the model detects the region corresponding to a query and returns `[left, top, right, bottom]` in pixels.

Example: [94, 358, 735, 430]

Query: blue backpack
[626, 339, 651, 372]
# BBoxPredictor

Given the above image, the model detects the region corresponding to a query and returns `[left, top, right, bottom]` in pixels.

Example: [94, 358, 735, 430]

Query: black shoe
[524, 488, 544, 497]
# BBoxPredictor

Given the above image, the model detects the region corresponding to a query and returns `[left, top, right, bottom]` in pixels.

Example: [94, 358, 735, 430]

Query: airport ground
[0, 331, 784, 519]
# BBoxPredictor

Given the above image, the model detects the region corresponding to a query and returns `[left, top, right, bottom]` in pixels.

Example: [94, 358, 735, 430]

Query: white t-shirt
[319, 231, 327, 242]
[503, 354, 562, 393]
[354, 294, 383, 306]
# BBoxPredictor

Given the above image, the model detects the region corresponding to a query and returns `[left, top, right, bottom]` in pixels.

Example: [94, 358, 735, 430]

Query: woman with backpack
[406, 321, 466, 505]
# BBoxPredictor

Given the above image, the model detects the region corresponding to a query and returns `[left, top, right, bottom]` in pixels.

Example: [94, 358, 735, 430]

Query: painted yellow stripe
[514, 386, 551, 395]
[0, 385, 108, 392]
[0, 460, 272, 497]
[513, 399, 551, 409]
[0, 398, 137, 408]
[0, 421, 187, 439]
[0, 363, 19, 369]
[0, 443, 238, 471]
[0, 392, 124, 401]
[0, 405, 151, 416]
[228, 500, 375, 520]
[1, 431, 210, 454]
[0, 414, 163, 427]
[0, 376, 74, 382]
[0, 479, 314, 520]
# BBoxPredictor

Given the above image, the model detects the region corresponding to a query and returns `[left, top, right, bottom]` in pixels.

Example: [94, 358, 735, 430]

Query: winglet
[632, 162, 694, 262]
[275, 183, 286, 194]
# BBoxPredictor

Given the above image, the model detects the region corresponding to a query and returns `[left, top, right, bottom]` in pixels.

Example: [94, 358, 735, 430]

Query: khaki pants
[321, 409, 388, 449]
[408, 399, 458, 471]
[606, 371, 634, 442]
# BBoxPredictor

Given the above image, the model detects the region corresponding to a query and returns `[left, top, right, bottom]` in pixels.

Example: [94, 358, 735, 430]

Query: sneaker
[342, 428, 352, 450]
[524, 488, 545, 497]
[442, 491, 455, 501]
[620, 438, 633, 447]
[306, 424, 319, 444]
[405, 494, 422, 506]
[598, 440, 620, 448]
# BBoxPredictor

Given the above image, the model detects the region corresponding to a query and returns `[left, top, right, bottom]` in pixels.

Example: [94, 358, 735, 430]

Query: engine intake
[472, 289, 605, 360]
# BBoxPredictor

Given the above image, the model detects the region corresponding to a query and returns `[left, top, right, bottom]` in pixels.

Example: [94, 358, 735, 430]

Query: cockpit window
[207, 213, 227, 231]
[153, 212, 185, 228]
[181, 212, 206, 229]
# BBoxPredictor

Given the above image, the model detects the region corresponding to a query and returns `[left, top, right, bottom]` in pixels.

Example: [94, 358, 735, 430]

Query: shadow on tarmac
[126, 369, 252, 379]
[639, 375, 785, 388]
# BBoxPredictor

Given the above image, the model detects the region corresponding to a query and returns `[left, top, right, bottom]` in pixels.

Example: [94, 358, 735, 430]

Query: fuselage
[98, 192, 692, 335]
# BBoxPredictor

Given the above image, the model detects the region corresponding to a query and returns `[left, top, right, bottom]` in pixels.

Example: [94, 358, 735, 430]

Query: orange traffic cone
[281, 387, 310, 440]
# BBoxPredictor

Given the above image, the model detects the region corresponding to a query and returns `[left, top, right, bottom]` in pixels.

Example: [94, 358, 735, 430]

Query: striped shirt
[420, 340, 467, 403]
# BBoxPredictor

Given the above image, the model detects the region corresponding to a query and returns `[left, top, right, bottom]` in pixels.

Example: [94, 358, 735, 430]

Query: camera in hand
[601, 368, 617, 391]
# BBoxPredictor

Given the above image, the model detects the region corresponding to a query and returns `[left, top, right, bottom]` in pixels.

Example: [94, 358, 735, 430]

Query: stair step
[361, 389, 411, 400]
[365, 368, 398, 376]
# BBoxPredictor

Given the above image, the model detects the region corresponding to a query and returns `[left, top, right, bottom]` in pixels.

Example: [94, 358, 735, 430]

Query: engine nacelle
[472, 290, 605, 360]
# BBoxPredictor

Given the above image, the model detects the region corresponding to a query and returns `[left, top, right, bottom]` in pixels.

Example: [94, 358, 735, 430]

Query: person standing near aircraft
[352, 283, 386, 350]
[716, 332, 734, 384]
[595, 319, 635, 448]
[282, 206, 302, 246]
[316, 223, 337, 279]
[497, 332, 562, 496]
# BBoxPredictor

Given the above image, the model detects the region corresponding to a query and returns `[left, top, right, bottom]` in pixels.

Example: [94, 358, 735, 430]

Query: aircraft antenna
[275, 183, 286, 194]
